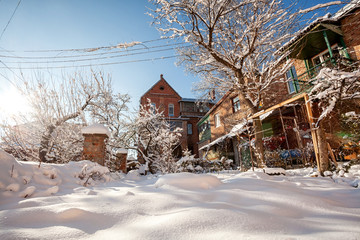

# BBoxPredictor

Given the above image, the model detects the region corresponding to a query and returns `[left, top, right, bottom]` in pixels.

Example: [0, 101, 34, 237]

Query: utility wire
[0, 55, 178, 69]
[0, 68, 17, 88]
[0, 42, 188, 59]
[0, 60, 22, 81]
[0, 36, 180, 53]
[0, 45, 190, 64]
[0, 0, 22, 41]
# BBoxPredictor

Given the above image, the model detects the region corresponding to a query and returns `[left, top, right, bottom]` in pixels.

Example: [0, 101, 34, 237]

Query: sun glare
[0, 87, 31, 120]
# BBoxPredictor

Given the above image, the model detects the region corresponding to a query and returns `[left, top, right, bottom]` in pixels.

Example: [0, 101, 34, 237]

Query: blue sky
[0, 0, 344, 115]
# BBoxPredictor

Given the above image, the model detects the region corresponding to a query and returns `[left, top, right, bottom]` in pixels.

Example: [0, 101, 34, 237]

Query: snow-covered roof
[199, 133, 233, 151]
[179, 98, 197, 102]
[116, 148, 128, 154]
[81, 123, 111, 137]
[278, 17, 336, 54]
[199, 110, 275, 151]
[127, 156, 136, 161]
[333, 0, 360, 19]
[179, 98, 215, 104]
[280, 1, 360, 53]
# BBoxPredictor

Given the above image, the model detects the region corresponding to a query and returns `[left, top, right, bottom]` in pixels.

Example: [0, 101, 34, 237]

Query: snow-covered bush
[76, 162, 111, 186]
[177, 156, 234, 173]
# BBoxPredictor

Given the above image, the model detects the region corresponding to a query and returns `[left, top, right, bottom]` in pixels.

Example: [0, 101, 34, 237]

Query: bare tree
[123, 100, 182, 173]
[149, 0, 342, 167]
[87, 72, 131, 166]
[1, 70, 129, 165]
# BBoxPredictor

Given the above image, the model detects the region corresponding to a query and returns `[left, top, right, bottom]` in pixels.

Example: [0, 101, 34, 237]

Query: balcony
[291, 56, 355, 94]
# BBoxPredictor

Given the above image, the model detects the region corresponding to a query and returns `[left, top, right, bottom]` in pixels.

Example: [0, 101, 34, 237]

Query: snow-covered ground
[1, 150, 360, 240]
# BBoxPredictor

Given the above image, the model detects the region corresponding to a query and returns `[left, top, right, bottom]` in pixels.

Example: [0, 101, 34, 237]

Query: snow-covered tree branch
[149, 0, 344, 167]
[1, 70, 130, 165]
[309, 67, 360, 125]
[124, 100, 182, 173]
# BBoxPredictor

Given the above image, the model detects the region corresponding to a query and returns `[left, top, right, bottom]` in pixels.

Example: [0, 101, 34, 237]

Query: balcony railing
[293, 57, 355, 93]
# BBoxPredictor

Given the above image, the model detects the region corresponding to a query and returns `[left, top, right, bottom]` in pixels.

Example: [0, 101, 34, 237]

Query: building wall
[261, 61, 295, 110]
[185, 117, 200, 156]
[140, 76, 210, 157]
[341, 9, 360, 61]
[293, 59, 307, 77]
[140, 77, 181, 118]
[208, 91, 248, 141]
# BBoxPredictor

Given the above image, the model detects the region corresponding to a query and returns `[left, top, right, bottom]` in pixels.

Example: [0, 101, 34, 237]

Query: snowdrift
[0, 150, 112, 200]
[1, 150, 360, 239]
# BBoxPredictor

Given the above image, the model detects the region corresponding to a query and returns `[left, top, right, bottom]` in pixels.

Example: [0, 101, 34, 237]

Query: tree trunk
[39, 125, 56, 164]
[237, 92, 265, 168]
[253, 117, 265, 168]
[316, 122, 330, 175]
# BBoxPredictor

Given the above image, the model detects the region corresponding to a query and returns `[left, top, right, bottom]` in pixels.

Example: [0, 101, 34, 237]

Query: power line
[0, 69, 17, 88]
[0, 60, 22, 81]
[0, 45, 190, 64]
[0, 55, 179, 69]
[0, 36, 180, 53]
[0, 0, 22, 41]
[0, 42, 188, 59]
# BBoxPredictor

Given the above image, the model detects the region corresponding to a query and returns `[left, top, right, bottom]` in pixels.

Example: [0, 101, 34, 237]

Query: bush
[176, 155, 234, 173]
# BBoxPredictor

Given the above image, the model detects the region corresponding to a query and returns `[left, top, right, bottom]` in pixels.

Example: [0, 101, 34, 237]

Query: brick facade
[140, 74, 212, 157]
[140, 74, 181, 117]
[116, 152, 128, 173]
[209, 91, 247, 140]
[82, 134, 108, 166]
[198, 90, 250, 162]
[341, 9, 360, 61]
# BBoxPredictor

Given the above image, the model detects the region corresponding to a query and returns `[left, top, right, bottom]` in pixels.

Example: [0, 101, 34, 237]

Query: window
[187, 123, 192, 135]
[150, 103, 156, 113]
[311, 44, 340, 68]
[215, 113, 221, 128]
[286, 66, 298, 94]
[168, 104, 174, 116]
[232, 96, 241, 113]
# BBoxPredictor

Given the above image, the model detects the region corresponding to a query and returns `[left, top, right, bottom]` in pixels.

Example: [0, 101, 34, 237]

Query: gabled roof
[141, 74, 181, 99]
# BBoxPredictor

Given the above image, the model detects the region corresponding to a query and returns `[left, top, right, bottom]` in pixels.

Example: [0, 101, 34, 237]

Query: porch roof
[279, 0, 360, 59]
[281, 21, 342, 60]
[199, 110, 274, 151]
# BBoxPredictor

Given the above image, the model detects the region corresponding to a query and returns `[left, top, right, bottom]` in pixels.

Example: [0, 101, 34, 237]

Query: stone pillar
[82, 124, 110, 166]
[116, 148, 128, 173]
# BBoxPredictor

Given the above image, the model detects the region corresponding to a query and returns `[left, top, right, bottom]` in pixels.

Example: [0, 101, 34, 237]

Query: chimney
[160, 74, 164, 80]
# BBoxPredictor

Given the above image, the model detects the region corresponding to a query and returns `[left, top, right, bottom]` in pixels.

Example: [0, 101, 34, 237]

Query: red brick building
[140, 74, 213, 157]
[198, 1, 360, 170]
